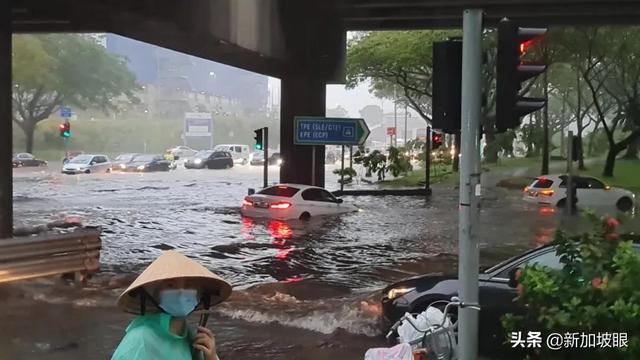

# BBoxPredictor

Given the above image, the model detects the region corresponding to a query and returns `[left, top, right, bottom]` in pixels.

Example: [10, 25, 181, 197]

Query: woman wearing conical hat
[112, 251, 232, 360]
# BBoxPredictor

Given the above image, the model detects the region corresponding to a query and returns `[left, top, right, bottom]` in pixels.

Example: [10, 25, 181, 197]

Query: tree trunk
[587, 122, 599, 157]
[541, 70, 550, 175]
[483, 115, 498, 163]
[623, 136, 639, 159]
[23, 122, 35, 154]
[453, 132, 460, 172]
[574, 70, 586, 170]
[603, 146, 618, 177]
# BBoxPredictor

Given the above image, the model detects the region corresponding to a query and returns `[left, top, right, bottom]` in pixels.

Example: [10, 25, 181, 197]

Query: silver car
[62, 154, 112, 174]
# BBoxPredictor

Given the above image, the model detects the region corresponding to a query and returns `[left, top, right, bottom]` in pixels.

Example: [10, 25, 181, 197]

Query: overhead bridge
[2, 0, 640, 236]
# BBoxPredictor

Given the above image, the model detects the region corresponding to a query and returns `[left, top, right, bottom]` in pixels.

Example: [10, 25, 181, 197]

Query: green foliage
[353, 146, 387, 181]
[502, 213, 640, 359]
[387, 147, 413, 178]
[346, 30, 460, 121]
[12, 34, 138, 152]
[332, 167, 357, 185]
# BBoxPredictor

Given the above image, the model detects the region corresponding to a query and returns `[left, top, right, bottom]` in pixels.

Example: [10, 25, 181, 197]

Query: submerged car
[241, 184, 358, 220]
[523, 175, 635, 211]
[112, 153, 139, 171]
[123, 154, 172, 172]
[62, 154, 111, 174]
[167, 145, 197, 160]
[184, 150, 213, 169]
[381, 239, 640, 355]
[186, 151, 233, 169]
[12, 153, 47, 167]
[250, 151, 283, 166]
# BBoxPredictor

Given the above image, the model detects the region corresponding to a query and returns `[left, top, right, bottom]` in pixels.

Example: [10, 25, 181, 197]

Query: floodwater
[9, 164, 639, 359]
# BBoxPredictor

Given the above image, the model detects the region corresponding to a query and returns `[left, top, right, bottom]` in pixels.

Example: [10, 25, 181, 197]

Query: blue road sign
[294, 117, 370, 146]
[60, 107, 72, 118]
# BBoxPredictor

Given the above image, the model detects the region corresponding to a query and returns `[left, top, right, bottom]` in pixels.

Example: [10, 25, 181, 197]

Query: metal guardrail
[0, 228, 101, 284]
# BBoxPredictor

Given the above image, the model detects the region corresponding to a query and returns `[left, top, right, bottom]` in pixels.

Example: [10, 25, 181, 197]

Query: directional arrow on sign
[294, 117, 371, 146]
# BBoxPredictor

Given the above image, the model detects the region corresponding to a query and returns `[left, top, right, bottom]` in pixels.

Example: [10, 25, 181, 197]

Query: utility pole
[393, 86, 398, 147]
[404, 103, 408, 148]
[458, 9, 483, 360]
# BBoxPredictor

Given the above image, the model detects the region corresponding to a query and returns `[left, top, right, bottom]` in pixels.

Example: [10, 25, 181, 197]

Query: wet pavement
[6, 163, 640, 359]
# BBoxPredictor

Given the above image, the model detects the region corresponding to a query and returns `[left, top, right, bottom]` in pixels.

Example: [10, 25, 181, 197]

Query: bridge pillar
[279, 69, 325, 187]
[0, 0, 12, 238]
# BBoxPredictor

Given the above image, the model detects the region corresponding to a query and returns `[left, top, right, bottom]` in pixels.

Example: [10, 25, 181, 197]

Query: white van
[213, 144, 251, 164]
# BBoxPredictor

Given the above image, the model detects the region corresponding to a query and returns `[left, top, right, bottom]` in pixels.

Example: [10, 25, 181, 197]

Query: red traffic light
[432, 133, 443, 149]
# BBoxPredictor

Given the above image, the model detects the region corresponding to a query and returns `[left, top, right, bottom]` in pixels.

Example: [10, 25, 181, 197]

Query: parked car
[250, 151, 283, 166]
[241, 184, 358, 220]
[167, 146, 197, 159]
[202, 151, 234, 169]
[184, 150, 214, 169]
[381, 239, 640, 355]
[62, 154, 111, 174]
[12, 153, 47, 167]
[213, 144, 250, 165]
[523, 175, 636, 211]
[123, 154, 172, 172]
[112, 153, 139, 171]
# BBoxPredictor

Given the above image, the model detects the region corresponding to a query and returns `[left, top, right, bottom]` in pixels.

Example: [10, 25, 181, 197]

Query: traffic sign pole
[263, 127, 269, 188]
[458, 9, 483, 360]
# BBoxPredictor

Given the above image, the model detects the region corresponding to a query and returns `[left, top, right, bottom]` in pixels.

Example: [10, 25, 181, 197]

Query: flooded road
[9, 164, 640, 359]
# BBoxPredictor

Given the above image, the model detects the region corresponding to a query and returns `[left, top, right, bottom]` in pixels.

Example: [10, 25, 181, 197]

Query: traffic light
[432, 39, 462, 134]
[253, 128, 263, 150]
[59, 121, 71, 138]
[432, 132, 443, 149]
[496, 18, 547, 133]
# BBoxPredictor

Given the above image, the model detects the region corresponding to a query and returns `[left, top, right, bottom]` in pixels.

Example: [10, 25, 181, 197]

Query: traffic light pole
[458, 9, 483, 360]
[263, 127, 269, 188]
[425, 127, 431, 191]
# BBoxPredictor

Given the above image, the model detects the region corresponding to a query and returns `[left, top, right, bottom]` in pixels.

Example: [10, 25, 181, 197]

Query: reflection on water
[12, 166, 640, 338]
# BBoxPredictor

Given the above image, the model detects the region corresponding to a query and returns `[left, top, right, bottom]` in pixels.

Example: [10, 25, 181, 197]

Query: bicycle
[386, 296, 481, 360]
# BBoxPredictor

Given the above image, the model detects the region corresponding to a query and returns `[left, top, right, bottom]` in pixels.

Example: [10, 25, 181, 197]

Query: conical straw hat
[117, 251, 232, 314]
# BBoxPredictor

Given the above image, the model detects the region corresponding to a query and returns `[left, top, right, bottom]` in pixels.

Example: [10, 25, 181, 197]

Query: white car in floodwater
[241, 184, 358, 220]
[523, 174, 635, 211]
[62, 154, 112, 174]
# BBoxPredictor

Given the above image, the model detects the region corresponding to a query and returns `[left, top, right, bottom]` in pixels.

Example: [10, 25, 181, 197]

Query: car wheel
[106, 168, 111, 173]
[556, 198, 566, 208]
[617, 197, 633, 212]
[299, 212, 311, 221]
[242, 159, 248, 165]
[84, 169, 91, 174]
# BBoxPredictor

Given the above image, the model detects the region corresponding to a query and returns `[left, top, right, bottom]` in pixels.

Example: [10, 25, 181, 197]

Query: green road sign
[294, 117, 370, 146]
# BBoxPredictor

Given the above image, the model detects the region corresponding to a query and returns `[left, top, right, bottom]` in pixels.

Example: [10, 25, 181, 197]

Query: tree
[326, 104, 349, 118]
[12, 34, 138, 153]
[551, 27, 640, 177]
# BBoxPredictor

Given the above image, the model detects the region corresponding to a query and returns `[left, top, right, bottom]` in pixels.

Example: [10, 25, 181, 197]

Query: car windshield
[133, 155, 156, 162]
[258, 186, 300, 197]
[115, 154, 135, 162]
[196, 150, 213, 157]
[69, 155, 93, 164]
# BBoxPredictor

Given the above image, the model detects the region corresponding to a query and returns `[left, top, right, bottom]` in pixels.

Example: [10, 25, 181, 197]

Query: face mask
[158, 289, 199, 318]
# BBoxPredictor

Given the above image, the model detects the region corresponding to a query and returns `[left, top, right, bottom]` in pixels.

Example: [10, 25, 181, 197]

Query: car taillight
[242, 198, 253, 207]
[540, 189, 554, 197]
[270, 201, 292, 209]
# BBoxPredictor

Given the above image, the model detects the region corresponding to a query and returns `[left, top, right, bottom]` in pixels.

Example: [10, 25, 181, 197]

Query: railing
[0, 228, 101, 284]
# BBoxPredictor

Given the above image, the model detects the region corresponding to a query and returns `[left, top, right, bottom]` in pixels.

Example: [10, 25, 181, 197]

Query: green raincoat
[112, 313, 209, 360]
